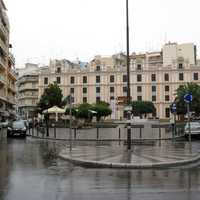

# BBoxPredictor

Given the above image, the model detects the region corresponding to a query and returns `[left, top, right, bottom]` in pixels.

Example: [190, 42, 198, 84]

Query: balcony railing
[9, 52, 15, 65]
[0, 19, 9, 36]
[0, 56, 6, 68]
[0, 37, 8, 54]
[0, 74, 5, 84]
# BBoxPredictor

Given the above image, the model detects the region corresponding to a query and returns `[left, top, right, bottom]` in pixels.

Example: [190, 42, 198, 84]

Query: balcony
[8, 68, 17, 80]
[7, 96, 15, 105]
[0, 55, 6, 69]
[8, 83, 16, 93]
[0, 89, 6, 101]
[18, 86, 38, 92]
[0, 19, 9, 36]
[8, 52, 15, 65]
[0, 37, 8, 54]
[0, 74, 5, 84]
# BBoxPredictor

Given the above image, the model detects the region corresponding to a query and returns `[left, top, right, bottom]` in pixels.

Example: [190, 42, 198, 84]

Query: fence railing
[28, 123, 185, 141]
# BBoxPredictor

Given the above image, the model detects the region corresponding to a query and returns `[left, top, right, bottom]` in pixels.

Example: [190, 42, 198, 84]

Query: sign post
[184, 94, 193, 153]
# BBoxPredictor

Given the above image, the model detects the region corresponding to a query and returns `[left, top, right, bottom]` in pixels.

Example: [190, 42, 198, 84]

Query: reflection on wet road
[0, 137, 200, 200]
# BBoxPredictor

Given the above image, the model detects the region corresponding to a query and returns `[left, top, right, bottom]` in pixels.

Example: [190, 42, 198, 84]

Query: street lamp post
[126, 0, 131, 150]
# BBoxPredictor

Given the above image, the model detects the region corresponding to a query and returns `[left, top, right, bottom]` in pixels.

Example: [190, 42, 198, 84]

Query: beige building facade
[37, 42, 200, 119]
[0, 0, 16, 120]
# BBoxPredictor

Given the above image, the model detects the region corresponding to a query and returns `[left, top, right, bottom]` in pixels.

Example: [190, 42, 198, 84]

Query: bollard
[37, 126, 39, 137]
[159, 127, 161, 140]
[54, 125, 56, 138]
[74, 128, 77, 139]
[139, 127, 142, 139]
[118, 127, 121, 140]
[97, 127, 99, 140]
[32, 127, 34, 136]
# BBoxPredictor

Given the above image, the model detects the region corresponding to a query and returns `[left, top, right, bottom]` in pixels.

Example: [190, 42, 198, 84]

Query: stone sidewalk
[59, 141, 200, 169]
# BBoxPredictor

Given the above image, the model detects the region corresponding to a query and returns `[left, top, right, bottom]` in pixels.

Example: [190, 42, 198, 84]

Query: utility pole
[126, 0, 131, 150]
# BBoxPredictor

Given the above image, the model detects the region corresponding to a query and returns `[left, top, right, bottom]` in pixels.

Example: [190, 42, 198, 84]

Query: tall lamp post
[126, 0, 132, 150]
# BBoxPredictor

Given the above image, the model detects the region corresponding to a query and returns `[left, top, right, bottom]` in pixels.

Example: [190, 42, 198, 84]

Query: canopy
[43, 106, 65, 121]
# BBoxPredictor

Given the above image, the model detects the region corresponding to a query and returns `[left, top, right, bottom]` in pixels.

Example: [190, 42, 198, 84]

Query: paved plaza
[59, 140, 200, 169]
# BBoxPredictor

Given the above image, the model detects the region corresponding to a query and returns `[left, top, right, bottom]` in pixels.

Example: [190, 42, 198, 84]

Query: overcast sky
[4, 0, 200, 67]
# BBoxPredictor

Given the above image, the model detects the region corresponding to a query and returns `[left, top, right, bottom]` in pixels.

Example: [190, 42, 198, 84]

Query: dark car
[7, 120, 27, 138]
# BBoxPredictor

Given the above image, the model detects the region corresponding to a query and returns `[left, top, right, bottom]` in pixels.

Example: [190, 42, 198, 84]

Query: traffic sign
[184, 94, 193, 103]
[171, 103, 176, 113]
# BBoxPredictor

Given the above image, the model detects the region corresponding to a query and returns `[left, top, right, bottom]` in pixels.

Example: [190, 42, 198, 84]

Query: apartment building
[16, 63, 39, 118]
[0, 0, 16, 120]
[37, 42, 200, 119]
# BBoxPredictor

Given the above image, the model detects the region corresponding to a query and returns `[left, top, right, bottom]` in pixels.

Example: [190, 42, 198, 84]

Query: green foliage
[131, 101, 156, 117]
[175, 83, 200, 116]
[65, 101, 112, 122]
[93, 101, 112, 121]
[37, 83, 63, 113]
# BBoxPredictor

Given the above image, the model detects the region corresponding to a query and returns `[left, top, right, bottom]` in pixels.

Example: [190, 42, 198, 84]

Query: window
[152, 95, 156, 102]
[96, 65, 101, 71]
[56, 77, 61, 84]
[179, 73, 184, 81]
[137, 64, 142, 70]
[137, 74, 142, 82]
[83, 97, 87, 103]
[165, 108, 170, 118]
[110, 87, 115, 93]
[178, 63, 183, 69]
[110, 96, 115, 100]
[123, 86, 127, 93]
[151, 74, 156, 82]
[44, 77, 48, 85]
[83, 87, 87, 94]
[165, 85, 169, 92]
[70, 76, 75, 84]
[96, 96, 100, 102]
[137, 86, 142, 92]
[96, 75, 100, 83]
[164, 73, 169, 81]
[56, 67, 61, 73]
[137, 96, 142, 101]
[152, 85, 156, 92]
[194, 73, 198, 81]
[83, 76, 87, 83]
[165, 95, 170, 101]
[123, 75, 127, 82]
[70, 88, 74, 94]
[110, 75, 115, 83]
[96, 87, 100, 93]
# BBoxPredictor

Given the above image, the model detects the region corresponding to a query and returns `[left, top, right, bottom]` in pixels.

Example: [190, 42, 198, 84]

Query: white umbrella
[43, 106, 65, 121]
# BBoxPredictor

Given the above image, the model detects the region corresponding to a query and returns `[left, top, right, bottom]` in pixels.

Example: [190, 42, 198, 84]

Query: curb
[28, 134, 184, 142]
[59, 152, 200, 169]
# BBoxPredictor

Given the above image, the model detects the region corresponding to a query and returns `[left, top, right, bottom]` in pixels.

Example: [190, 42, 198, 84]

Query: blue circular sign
[184, 94, 193, 103]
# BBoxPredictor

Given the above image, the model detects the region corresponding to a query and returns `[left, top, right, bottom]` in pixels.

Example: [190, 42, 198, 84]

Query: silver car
[184, 121, 200, 138]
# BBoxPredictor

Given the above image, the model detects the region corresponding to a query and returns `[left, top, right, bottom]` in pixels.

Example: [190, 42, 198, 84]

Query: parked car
[0, 121, 9, 128]
[184, 121, 200, 139]
[7, 120, 27, 138]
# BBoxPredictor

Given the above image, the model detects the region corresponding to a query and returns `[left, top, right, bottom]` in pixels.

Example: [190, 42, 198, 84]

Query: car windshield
[12, 121, 25, 129]
[186, 122, 200, 128]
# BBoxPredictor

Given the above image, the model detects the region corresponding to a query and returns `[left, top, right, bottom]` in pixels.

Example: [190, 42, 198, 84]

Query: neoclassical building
[0, 0, 16, 120]
[37, 42, 200, 119]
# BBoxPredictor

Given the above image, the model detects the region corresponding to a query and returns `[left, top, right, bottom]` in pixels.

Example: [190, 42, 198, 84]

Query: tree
[93, 101, 112, 121]
[175, 83, 200, 116]
[37, 83, 63, 113]
[75, 103, 93, 122]
[131, 101, 156, 118]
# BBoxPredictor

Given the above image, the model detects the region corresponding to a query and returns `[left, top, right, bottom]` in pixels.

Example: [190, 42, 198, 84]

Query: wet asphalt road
[1, 137, 200, 200]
